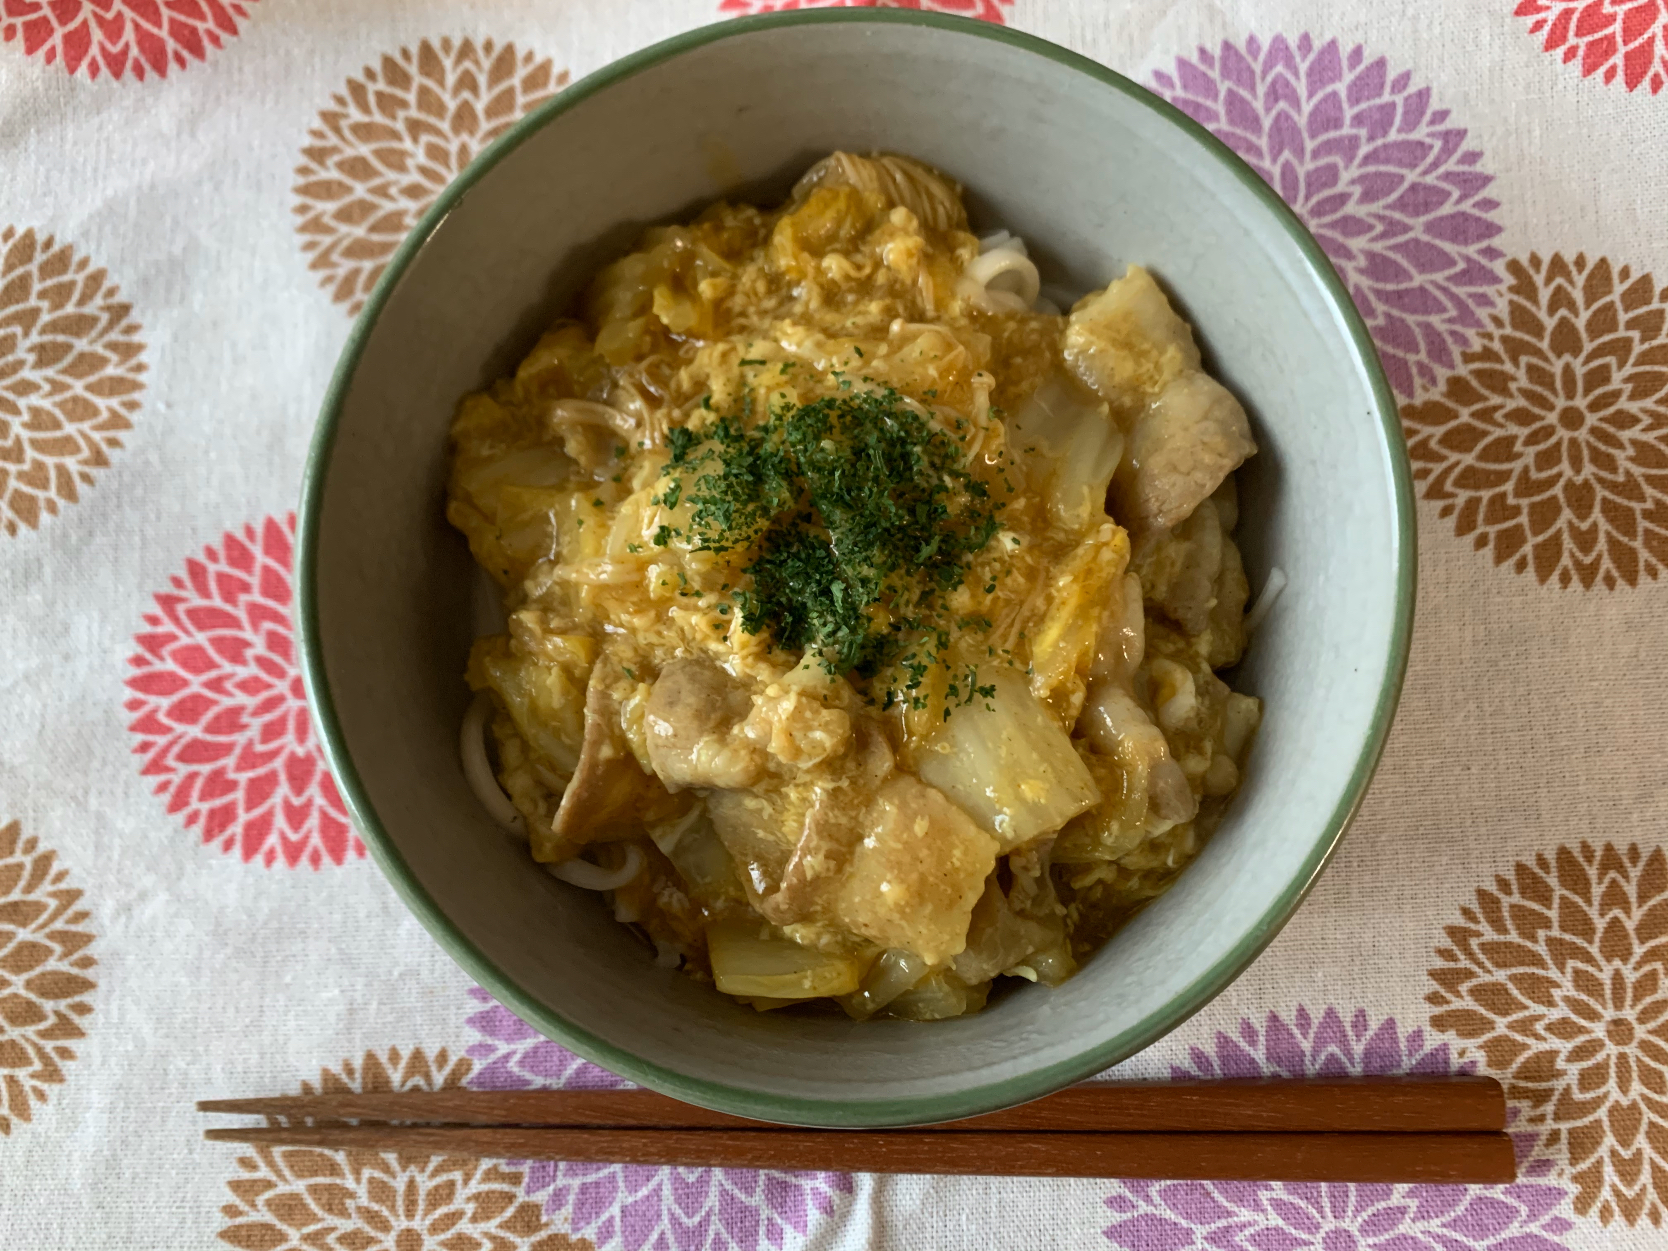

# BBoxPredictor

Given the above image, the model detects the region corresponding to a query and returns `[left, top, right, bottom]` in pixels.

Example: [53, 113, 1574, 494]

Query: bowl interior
[302, 13, 1411, 1127]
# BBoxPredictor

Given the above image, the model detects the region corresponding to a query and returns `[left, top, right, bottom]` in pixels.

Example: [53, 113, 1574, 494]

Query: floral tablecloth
[2, 1, 1665, 1248]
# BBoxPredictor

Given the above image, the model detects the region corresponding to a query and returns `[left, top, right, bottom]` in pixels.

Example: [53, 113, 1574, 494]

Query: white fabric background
[1, 1, 1663, 1247]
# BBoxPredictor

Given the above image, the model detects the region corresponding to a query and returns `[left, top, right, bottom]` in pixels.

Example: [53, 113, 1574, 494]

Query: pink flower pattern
[1513, 1, 1668, 95]
[0, 0, 259, 82]
[718, 0, 1011, 22]
[123, 514, 360, 869]
[1151, 34, 1506, 399]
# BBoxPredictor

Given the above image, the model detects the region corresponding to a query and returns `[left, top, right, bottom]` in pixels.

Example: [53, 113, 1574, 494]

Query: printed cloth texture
[0, 0, 1664, 1247]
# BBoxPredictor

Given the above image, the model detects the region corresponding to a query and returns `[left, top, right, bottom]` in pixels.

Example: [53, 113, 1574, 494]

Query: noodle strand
[460, 693, 524, 834]
[1244, 567, 1288, 635]
[548, 845, 645, 893]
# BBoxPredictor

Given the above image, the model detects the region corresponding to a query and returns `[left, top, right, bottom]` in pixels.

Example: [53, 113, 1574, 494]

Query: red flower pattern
[1513, 0, 1668, 94]
[718, 0, 1011, 22]
[0, 0, 257, 82]
[123, 514, 360, 870]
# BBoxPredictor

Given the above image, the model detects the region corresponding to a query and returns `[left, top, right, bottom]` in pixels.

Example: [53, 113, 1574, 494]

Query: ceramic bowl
[298, 10, 1414, 1127]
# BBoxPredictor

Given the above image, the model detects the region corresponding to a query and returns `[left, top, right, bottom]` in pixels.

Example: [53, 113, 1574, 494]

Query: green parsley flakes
[657, 388, 1004, 683]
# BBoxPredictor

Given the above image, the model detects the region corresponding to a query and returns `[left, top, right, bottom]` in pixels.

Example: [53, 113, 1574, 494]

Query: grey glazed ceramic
[298, 11, 1414, 1127]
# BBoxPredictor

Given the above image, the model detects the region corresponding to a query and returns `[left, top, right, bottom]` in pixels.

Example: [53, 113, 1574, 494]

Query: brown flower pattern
[293, 37, 568, 314]
[217, 1046, 590, 1251]
[1427, 842, 1668, 1226]
[0, 226, 147, 537]
[1401, 252, 1668, 589]
[0, 819, 97, 1136]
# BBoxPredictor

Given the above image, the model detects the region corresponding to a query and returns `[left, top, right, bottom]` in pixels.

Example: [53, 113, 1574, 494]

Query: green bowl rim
[296, 8, 1417, 1128]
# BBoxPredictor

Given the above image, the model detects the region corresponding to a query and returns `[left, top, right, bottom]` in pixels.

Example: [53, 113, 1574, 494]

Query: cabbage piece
[458, 443, 573, 500]
[1024, 524, 1129, 715]
[467, 632, 597, 781]
[707, 919, 863, 999]
[886, 969, 990, 1020]
[917, 669, 1100, 851]
[771, 186, 883, 279]
[489, 485, 611, 580]
[476, 486, 559, 581]
[1009, 375, 1124, 532]
[650, 806, 745, 906]
[513, 322, 610, 402]
[447, 393, 579, 586]
[449, 393, 570, 500]
[706, 785, 807, 911]
[952, 875, 1065, 985]
[589, 235, 685, 364]
[606, 484, 660, 559]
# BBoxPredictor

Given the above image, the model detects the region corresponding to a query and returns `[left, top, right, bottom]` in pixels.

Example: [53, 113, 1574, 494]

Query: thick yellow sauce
[447, 153, 1261, 1019]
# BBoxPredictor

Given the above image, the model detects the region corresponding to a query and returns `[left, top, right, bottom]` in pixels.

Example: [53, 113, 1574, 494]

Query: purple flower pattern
[463, 988, 851, 1251]
[1103, 1008, 1574, 1251]
[1152, 34, 1506, 398]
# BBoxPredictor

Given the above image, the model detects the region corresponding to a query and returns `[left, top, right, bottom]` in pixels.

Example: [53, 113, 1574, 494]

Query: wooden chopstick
[200, 1078, 1515, 1182]
[202, 1124, 1517, 1183]
[199, 1076, 1506, 1134]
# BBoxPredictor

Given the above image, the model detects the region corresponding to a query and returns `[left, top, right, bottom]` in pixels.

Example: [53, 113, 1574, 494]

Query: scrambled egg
[447, 153, 1262, 1019]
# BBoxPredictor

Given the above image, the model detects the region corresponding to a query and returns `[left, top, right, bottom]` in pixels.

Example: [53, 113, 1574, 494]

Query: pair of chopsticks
[201, 1077, 1516, 1182]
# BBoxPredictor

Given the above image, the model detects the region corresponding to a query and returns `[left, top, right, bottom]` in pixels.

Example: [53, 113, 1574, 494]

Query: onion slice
[546, 398, 637, 437]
